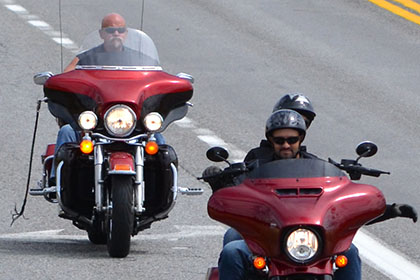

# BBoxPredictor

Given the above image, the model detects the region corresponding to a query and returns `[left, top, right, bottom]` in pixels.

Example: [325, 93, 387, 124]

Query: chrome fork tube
[134, 145, 145, 213]
[94, 144, 104, 211]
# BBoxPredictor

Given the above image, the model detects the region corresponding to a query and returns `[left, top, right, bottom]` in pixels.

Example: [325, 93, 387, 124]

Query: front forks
[94, 144, 145, 213]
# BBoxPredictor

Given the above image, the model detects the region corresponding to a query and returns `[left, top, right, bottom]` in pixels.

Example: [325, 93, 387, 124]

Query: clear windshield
[247, 158, 345, 179]
[75, 28, 161, 70]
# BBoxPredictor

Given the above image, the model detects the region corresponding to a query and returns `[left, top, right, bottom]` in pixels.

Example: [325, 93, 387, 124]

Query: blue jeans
[219, 228, 361, 280]
[50, 124, 165, 180]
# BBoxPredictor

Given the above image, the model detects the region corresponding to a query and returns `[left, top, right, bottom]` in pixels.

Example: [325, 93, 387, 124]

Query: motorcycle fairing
[208, 159, 386, 274]
[44, 70, 193, 132]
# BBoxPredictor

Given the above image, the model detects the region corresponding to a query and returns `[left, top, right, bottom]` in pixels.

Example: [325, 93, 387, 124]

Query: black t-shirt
[77, 44, 159, 66]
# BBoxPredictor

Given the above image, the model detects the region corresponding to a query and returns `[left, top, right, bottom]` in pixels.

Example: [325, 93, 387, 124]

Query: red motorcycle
[203, 142, 389, 279]
[29, 28, 202, 258]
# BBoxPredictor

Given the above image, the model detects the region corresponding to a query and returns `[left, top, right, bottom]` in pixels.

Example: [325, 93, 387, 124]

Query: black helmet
[265, 109, 306, 138]
[272, 93, 316, 122]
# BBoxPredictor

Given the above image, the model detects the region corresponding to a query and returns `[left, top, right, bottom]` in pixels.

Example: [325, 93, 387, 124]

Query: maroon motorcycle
[202, 142, 389, 279]
[29, 28, 202, 258]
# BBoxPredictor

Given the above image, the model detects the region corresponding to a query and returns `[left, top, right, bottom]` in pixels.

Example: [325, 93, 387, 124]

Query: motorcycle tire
[88, 229, 107, 245]
[107, 175, 134, 258]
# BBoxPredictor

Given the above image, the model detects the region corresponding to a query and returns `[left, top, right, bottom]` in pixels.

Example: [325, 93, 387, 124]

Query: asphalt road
[1, 0, 420, 279]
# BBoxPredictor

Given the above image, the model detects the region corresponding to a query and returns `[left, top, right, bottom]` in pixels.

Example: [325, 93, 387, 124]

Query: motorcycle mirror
[206, 147, 229, 162]
[176, 72, 194, 84]
[355, 141, 378, 158]
[34, 71, 54, 85]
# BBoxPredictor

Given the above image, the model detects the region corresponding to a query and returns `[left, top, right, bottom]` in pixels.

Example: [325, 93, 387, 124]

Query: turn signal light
[253, 256, 266, 270]
[145, 141, 159, 155]
[80, 139, 94, 154]
[335, 255, 348, 268]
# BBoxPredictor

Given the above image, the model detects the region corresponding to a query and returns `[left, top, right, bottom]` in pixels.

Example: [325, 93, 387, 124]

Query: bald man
[63, 13, 128, 72]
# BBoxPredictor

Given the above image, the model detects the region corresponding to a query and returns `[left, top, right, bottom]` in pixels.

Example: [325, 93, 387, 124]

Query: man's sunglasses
[103, 27, 127, 34]
[271, 136, 300, 145]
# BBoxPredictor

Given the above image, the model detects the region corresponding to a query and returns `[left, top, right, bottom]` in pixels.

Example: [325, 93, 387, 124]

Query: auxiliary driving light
[78, 111, 97, 130]
[144, 112, 163, 132]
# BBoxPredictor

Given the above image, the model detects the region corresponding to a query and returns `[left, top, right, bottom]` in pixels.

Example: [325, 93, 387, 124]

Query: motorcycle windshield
[75, 28, 161, 70]
[247, 158, 345, 179]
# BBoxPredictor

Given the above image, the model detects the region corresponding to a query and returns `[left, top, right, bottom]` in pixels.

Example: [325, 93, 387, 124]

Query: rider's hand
[202, 166, 223, 193]
[202, 166, 222, 181]
[390, 203, 418, 223]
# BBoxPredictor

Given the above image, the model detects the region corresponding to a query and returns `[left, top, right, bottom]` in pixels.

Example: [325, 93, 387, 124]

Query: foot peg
[178, 187, 204, 195]
[30, 186, 57, 196]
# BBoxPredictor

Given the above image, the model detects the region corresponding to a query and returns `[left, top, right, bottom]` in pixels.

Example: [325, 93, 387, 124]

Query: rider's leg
[218, 240, 253, 280]
[223, 228, 242, 246]
[154, 132, 165, 145]
[50, 124, 80, 181]
[334, 243, 361, 280]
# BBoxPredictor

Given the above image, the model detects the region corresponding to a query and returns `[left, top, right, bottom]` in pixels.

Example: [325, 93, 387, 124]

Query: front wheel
[107, 175, 134, 258]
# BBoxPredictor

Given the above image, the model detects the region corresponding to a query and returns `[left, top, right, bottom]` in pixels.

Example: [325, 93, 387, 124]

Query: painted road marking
[369, 0, 420, 25]
[0, 225, 226, 243]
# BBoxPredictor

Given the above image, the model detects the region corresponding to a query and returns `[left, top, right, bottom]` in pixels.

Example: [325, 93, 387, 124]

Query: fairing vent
[275, 188, 323, 197]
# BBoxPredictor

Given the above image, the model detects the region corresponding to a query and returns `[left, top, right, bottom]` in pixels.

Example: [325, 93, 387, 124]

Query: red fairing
[207, 176, 386, 276]
[44, 70, 193, 118]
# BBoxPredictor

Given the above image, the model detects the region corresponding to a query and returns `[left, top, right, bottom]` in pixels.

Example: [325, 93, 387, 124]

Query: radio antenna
[58, 0, 64, 72]
[140, 0, 145, 30]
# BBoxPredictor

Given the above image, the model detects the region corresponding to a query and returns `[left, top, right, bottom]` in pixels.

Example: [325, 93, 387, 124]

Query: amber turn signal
[335, 255, 348, 268]
[80, 139, 94, 154]
[253, 256, 266, 270]
[145, 141, 159, 155]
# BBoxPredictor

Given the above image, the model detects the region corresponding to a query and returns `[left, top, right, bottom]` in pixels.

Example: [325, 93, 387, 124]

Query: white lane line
[355, 231, 420, 280]
[2, 1, 79, 52]
[178, 117, 246, 162]
[2, 1, 419, 278]
[0, 225, 226, 243]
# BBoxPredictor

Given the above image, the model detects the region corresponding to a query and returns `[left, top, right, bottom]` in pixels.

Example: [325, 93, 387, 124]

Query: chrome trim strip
[134, 146, 145, 213]
[75, 65, 163, 71]
[171, 163, 178, 201]
[94, 145, 104, 211]
[91, 132, 147, 142]
[108, 170, 136, 175]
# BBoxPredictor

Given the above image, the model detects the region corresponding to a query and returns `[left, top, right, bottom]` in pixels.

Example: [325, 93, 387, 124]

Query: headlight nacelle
[285, 228, 320, 263]
[104, 105, 137, 137]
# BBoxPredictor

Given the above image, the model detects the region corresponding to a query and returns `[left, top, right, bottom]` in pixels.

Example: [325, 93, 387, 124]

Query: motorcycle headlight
[78, 111, 98, 130]
[143, 112, 163, 132]
[104, 105, 136, 136]
[285, 228, 319, 263]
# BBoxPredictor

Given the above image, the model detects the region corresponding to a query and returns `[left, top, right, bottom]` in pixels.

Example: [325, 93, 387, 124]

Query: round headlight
[104, 105, 136, 136]
[143, 112, 163, 132]
[78, 111, 98, 130]
[285, 228, 319, 262]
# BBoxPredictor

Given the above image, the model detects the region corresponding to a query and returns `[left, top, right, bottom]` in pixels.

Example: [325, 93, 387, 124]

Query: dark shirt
[77, 44, 159, 66]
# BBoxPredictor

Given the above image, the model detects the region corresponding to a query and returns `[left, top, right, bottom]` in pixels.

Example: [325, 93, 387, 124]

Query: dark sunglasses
[272, 136, 300, 145]
[103, 27, 127, 34]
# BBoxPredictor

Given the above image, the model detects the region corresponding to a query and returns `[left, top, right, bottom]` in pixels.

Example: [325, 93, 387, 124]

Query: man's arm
[63, 57, 79, 73]
[367, 203, 417, 225]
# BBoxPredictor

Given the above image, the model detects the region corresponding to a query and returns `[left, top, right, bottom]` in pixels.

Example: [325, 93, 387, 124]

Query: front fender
[108, 152, 136, 175]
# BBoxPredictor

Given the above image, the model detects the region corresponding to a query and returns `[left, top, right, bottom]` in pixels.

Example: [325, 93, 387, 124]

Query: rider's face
[99, 21, 127, 52]
[269, 128, 302, 159]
